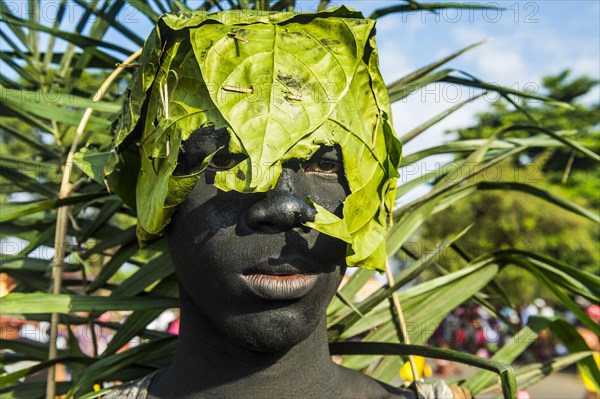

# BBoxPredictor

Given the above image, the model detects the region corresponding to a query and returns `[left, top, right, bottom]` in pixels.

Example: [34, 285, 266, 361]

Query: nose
[245, 169, 316, 232]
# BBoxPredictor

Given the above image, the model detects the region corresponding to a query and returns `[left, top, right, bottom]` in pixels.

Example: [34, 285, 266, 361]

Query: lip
[241, 272, 319, 300]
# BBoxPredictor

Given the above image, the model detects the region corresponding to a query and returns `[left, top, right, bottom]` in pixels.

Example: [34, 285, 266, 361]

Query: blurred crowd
[430, 299, 599, 366]
[427, 298, 599, 399]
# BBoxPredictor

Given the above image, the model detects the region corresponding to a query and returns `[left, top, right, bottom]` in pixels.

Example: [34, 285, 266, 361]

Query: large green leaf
[107, 7, 402, 271]
[73, 149, 111, 184]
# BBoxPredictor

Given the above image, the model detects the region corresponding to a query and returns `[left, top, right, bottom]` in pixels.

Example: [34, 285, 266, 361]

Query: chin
[223, 307, 322, 352]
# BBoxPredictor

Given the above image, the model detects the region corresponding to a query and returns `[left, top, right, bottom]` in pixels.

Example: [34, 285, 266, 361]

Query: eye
[208, 152, 246, 171]
[303, 158, 343, 178]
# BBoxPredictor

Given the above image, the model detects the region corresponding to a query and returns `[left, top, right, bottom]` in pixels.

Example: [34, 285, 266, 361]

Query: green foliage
[0, 2, 598, 399]
[419, 71, 600, 303]
[452, 70, 599, 195]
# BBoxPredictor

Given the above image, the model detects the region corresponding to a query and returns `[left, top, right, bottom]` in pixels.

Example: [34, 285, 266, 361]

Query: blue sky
[365, 1, 600, 157]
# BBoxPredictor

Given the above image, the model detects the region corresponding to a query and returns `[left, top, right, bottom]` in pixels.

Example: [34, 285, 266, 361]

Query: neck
[151, 290, 340, 398]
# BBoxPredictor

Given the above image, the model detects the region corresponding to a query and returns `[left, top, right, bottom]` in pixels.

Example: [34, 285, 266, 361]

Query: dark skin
[148, 128, 415, 399]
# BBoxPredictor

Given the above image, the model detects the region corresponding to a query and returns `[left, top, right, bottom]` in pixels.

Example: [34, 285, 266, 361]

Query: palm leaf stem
[385, 257, 420, 381]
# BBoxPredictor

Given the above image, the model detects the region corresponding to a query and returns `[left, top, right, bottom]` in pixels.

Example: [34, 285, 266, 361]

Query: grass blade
[1, 192, 106, 223]
[1, 292, 179, 314]
[388, 41, 485, 88]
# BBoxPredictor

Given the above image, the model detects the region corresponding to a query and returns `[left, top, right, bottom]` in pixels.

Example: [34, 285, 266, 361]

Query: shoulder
[102, 373, 155, 399]
[335, 365, 418, 399]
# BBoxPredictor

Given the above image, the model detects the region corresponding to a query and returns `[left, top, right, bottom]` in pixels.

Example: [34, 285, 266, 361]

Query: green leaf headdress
[105, 6, 402, 271]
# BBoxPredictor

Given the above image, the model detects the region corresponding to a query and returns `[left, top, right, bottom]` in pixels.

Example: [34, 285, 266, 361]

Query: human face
[166, 127, 349, 352]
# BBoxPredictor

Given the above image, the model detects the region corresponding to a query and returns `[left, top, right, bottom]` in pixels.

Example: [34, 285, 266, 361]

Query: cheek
[168, 238, 244, 322]
[171, 180, 245, 249]
[303, 176, 349, 217]
[315, 268, 345, 305]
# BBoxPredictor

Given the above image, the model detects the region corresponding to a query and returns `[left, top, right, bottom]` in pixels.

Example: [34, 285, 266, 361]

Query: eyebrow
[309, 146, 342, 160]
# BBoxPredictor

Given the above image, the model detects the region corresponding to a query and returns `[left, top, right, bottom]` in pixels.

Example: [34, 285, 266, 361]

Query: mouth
[241, 272, 319, 300]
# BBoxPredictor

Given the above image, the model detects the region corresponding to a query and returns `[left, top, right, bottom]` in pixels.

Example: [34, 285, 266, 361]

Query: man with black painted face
[103, 7, 466, 399]
[146, 135, 413, 398]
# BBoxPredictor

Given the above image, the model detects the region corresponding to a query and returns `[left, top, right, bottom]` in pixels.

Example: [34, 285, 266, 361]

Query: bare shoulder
[334, 364, 417, 399]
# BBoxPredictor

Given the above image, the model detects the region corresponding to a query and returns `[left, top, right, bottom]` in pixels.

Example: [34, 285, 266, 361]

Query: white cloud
[451, 22, 599, 88]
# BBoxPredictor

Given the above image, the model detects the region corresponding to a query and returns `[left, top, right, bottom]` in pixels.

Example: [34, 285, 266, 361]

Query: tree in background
[420, 70, 599, 305]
